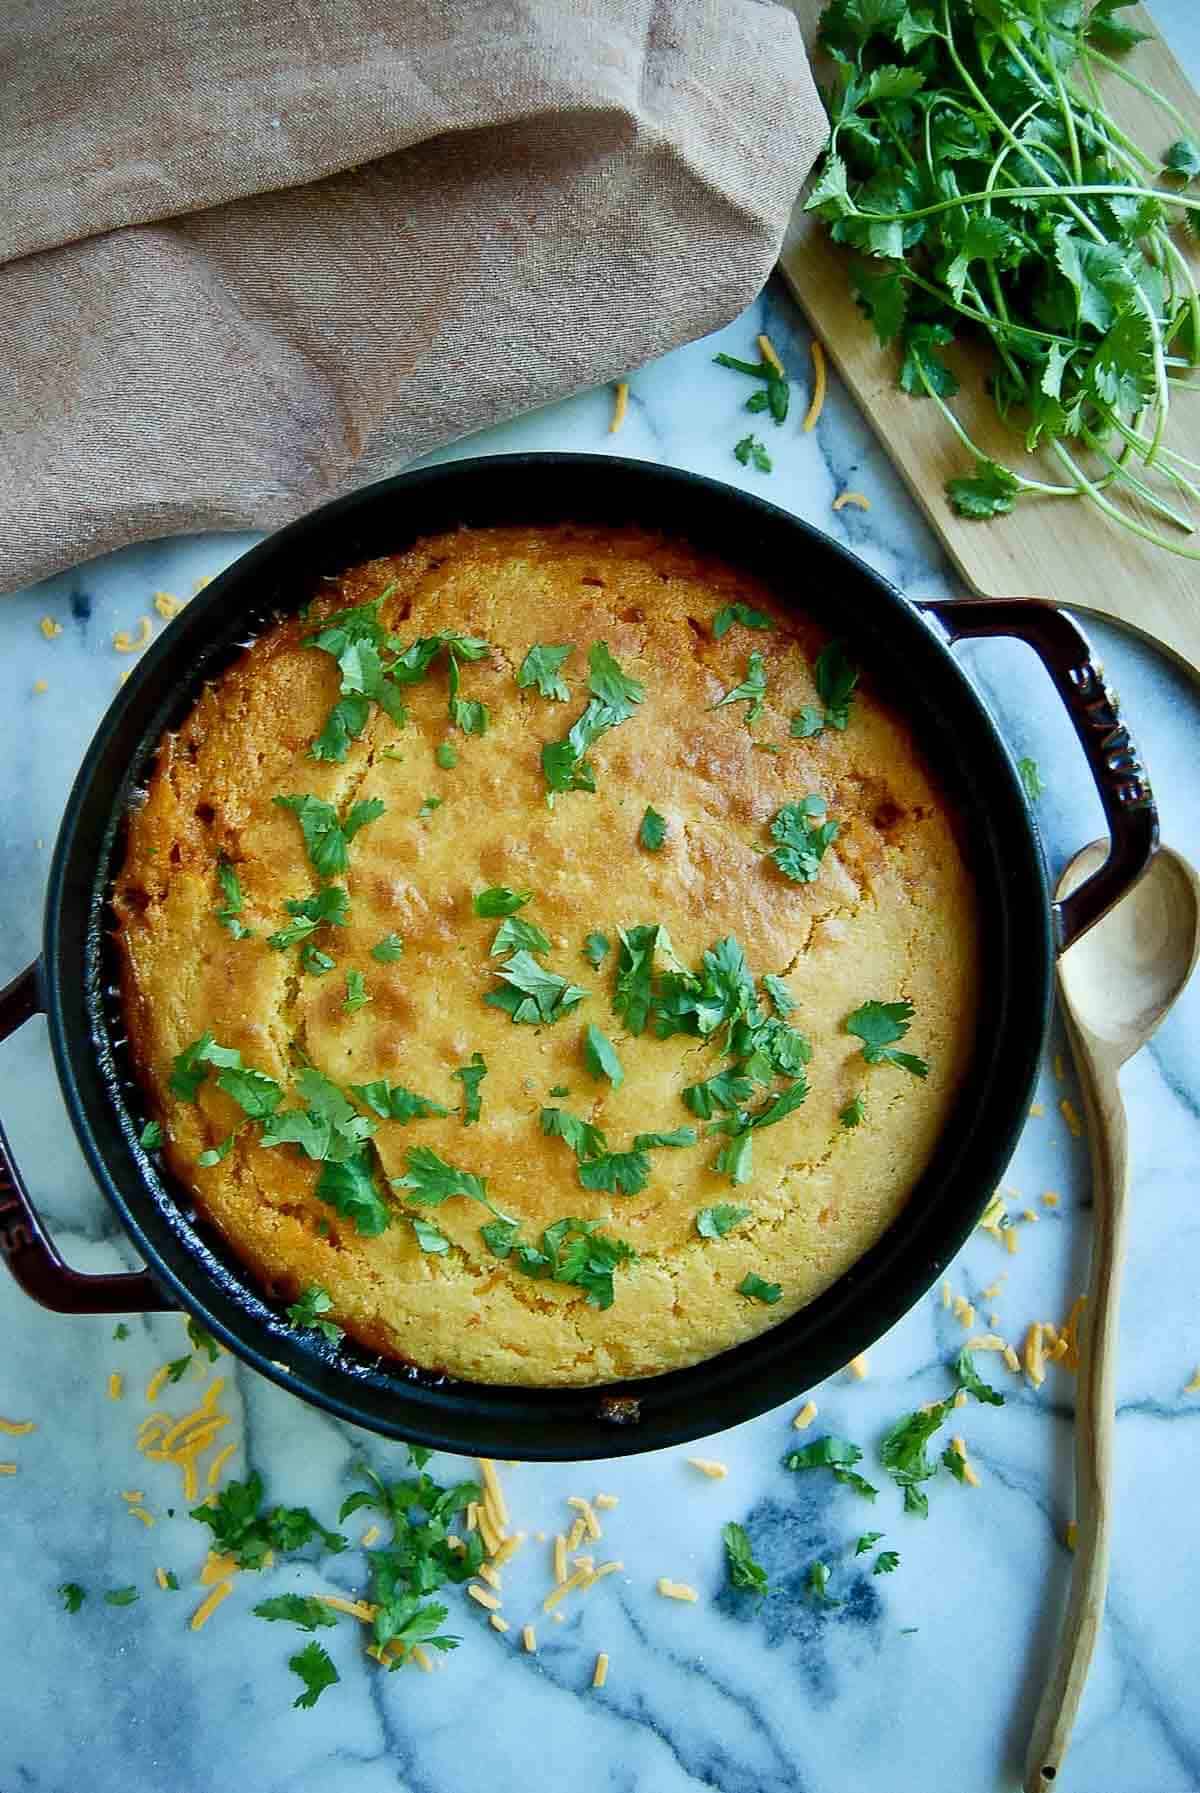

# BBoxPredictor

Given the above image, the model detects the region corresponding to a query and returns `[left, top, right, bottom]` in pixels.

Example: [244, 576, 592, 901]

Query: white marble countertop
[3, 10, 1200, 1787]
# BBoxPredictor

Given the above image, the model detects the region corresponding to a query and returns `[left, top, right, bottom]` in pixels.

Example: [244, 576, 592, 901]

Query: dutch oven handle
[920, 598, 1159, 953]
[0, 960, 173, 1314]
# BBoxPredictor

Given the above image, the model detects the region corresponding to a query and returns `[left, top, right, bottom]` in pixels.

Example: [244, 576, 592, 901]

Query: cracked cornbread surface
[113, 524, 979, 1385]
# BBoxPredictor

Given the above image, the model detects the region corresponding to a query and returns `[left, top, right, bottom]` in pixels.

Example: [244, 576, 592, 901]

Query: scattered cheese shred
[360, 1525, 381, 1548]
[39, 616, 63, 640]
[478, 1562, 502, 1591]
[981, 1279, 1005, 1301]
[1065, 1520, 1078, 1551]
[199, 1377, 226, 1414]
[554, 1534, 568, 1585]
[467, 1583, 501, 1612]
[1042, 1191, 1061, 1208]
[1002, 1344, 1021, 1373]
[966, 1333, 1007, 1351]
[207, 1442, 236, 1488]
[1060, 1098, 1083, 1138]
[952, 1295, 976, 1331]
[1053, 1053, 1065, 1081]
[593, 1493, 619, 1510]
[592, 1560, 623, 1582]
[107, 1373, 123, 1400]
[757, 333, 785, 379]
[832, 490, 870, 512]
[128, 1505, 155, 1527]
[1022, 1208, 1039, 1224]
[120, 1489, 144, 1503]
[478, 1458, 510, 1530]
[491, 1532, 526, 1569]
[793, 1400, 818, 1430]
[566, 1515, 587, 1553]
[609, 380, 629, 434]
[113, 617, 153, 654]
[318, 1593, 377, 1623]
[477, 1505, 502, 1556]
[193, 574, 212, 593]
[1029, 1102, 1045, 1117]
[543, 1565, 592, 1612]
[155, 1567, 170, 1590]
[950, 1436, 981, 1487]
[657, 1578, 698, 1603]
[0, 1418, 34, 1436]
[941, 1280, 952, 1310]
[1023, 1323, 1047, 1388]
[846, 1353, 869, 1379]
[489, 1613, 510, 1634]
[803, 339, 826, 432]
[593, 1651, 610, 1689]
[978, 1192, 1010, 1243]
[412, 1646, 434, 1673]
[953, 1388, 968, 1409]
[0, 1463, 17, 1475]
[32, 679, 48, 695]
[686, 1458, 728, 1479]
[200, 1551, 238, 1586]
[191, 1578, 233, 1630]
[153, 590, 184, 620]
[146, 1365, 171, 1404]
[1005, 1229, 1019, 1255]
[522, 1624, 537, 1653]
[1185, 1367, 1200, 1394]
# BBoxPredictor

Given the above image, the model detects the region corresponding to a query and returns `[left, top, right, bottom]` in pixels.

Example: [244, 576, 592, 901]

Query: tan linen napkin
[0, 0, 825, 592]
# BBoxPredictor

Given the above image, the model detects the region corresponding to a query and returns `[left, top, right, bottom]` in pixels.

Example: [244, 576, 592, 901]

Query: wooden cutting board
[780, 1, 1200, 677]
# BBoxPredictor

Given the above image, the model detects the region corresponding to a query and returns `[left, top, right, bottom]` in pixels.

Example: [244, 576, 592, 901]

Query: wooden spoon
[1024, 843, 1200, 1792]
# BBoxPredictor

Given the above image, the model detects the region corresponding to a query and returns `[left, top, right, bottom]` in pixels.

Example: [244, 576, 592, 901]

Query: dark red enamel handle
[922, 598, 1159, 952]
[0, 961, 172, 1314]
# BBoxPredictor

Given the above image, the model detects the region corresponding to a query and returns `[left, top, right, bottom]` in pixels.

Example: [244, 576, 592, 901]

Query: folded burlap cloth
[0, 0, 825, 592]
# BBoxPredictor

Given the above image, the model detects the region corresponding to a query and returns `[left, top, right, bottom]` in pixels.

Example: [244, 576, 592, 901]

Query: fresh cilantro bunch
[805, 0, 1200, 557]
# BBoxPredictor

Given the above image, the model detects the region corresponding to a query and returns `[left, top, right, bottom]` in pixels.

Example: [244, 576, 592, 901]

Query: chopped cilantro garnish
[480, 1217, 521, 1258]
[792, 642, 859, 738]
[112, 1323, 130, 1341]
[371, 932, 404, 962]
[583, 1024, 624, 1090]
[214, 1064, 284, 1120]
[349, 1080, 450, 1123]
[435, 740, 458, 769]
[638, 806, 667, 851]
[490, 1215, 637, 1309]
[104, 1586, 139, 1607]
[612, 923, 668, 1035]
[162, 1569, 179, 1589]
[190, 1471, 346, 1571]
[541, 1106, 608, 1162]
[285, 1284, 343, 1346]
[253, 1593, 338, 1631]
[712, 650, 768, 724]
[486, 950, 588, 1025]
[734, 435, 772, 473]
[58, 1582, 86, 1612]
[412, 1215, 451, 1254]
[490, 914, 551, 957]
[267, 883, 349, 952]
[215, 859, 254, 938]
[474, 886, 531, 917]
[874, 1550, 901, 1574]
[452, 1053, 487, 1125]
[548, 1083, 570, 1098]
[738, 1272, 782, 1304]
[274, 793, 384, 879]
[344, 969, 371, 1013]
[197, 1134, 237, 1167]
[1017, 755, 1045, 802]
[954, 1346, 1005, 1407]
[168, 1032, 240, 1101]
[682, 1069, 755, 1119]
[712, 603, 774, 640]
[541, 643, 644, 796]
[301, 944, 335, 975]
[632, 1127, 696, 1149]
[846, 1000, 929, 1078]
[582, 930, 610, 967]
[391, 1146, 495, 1212]
[807, 1561, 839, 1606]
[165, 1354, 192, 1383]
[289, 1640, 339, 1709]
[577, 1151, 651, 1196]
[722, 1520, 769, 1597]
[138, 1120, 163, 1151]
[855, 1532, 884, 1556]
[941, 1445, 969, 1484]
[418, 795, 442, 818]
[696, 1202, 750, 1238]
[761, 974, 795, 1016]
[517, 643, 573, 701]
[839, 1093, 866, 1128]
[315, 1154, 391, 1235]
[769, 796, 839, 883]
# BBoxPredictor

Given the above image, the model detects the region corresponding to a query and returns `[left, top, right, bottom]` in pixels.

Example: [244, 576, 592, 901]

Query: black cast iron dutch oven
[0, 455, 1157, 1459]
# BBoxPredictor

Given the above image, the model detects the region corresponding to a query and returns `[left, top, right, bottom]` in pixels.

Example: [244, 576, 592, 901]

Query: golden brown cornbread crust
[113, 524, 979, 1386]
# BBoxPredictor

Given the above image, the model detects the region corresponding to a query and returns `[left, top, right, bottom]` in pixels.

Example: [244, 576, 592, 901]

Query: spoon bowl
[1057, 843, 1200, 1066]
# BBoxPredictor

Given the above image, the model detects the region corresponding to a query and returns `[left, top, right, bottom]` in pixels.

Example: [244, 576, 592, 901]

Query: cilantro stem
[1032, 2, 1082, 185]
[1051, 438, 1200, 559]
[913, 362, 1076, 497]
[1082, 432, 1195, 532]
[854, 181, 1200, 230]
[1078, 42, 1194, 140]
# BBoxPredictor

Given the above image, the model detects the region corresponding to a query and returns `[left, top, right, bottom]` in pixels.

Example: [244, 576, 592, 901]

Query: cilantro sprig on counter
[803, 0, 1200, 560]
[714, 350, 790, 429]
[290, 1642, 340, 1710]
[722, 1521, 769, 1597]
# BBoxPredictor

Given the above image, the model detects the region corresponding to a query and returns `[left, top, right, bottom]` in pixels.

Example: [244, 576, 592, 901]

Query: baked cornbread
[113, 524, 979, 1386]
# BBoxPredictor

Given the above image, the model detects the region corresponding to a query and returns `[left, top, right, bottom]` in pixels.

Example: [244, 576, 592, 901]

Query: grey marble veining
[3, 10, 1200, 1786]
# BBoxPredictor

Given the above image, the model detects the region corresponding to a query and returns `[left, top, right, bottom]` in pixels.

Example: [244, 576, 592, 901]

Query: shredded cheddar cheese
[1002, 1344, 1021, 1373]
[566, 1495, 602, 1538]
[591, 1560, 623, 1582]
[0, 1463, 17, 1475]
[953, 1388, 968, 1409]
[1053, 1053, 1065, 1081]
[318, 1593, 377, 1623]
[543, 1565, 591, 1612]
[146, 1365, 171, 1404]
[0, 1418, 34, 1436]
[657, 1578, 698, 1602]
[39, 616, 62, 640]
[966, 1333, 1007, 1352]
[981, 1279, 1005, 1301]
[478, 1458, 510, 1530]
[1022, 1208, 1038, 1224]
[128, 1505, 155, 1527]
[113, 617, 153, 654]
[191, 1578, 233, 1630]
[120, 1489, 144, 1503]
[491, 1532, 526, 1569]
[522, 1624, 537, 1653]
[360, 1524, 381, 1548]
[1042, 1191, 1061, 1207]
[803, 339, 826, 432]
[593, 1493, 619, 1510]
[153, 590, 185, 620]
[686, 1458, 728, 1479]
[757, 334, 785, 379]
[593, 1651, 610, 1689]
[846, 1353, 869, 1379]
[1060, 1098, 1083, 1137]
[1023, 1323, 1047, 1388]
[941, 1280, 952, 1309]
[1066, 1521, 1078, 1551]
[207, 1442, 236, 1488]
[1005, 1229, 1019, 1255]
[412, 1646, 434, 1672]
[1185, 1367, 1200, 1394]
[478, 1563, 502, 1591]
[490, 1614, 510, 1634]
[950, 1436, 981, 1487]
[467, 1584, 501, 1612]
[107, 1373, 123, 1400]
[155, 1567, 170, 1589]
[566, 1515, 587, 1553]
[1029, 1102, 1045, 1117]
[32, 679, 48, 695]
[554, 1534, 567, 1585]
[609, 381, 629, 434]
[793, 1400, 818, 1430]
[200, 1551, 238, 1586]
[477, 1505, 502, 1556]
[832, 490, 870, 512]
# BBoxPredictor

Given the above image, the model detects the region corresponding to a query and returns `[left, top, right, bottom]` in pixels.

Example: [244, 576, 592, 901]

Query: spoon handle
[1023, 1019, 1129, 1793]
